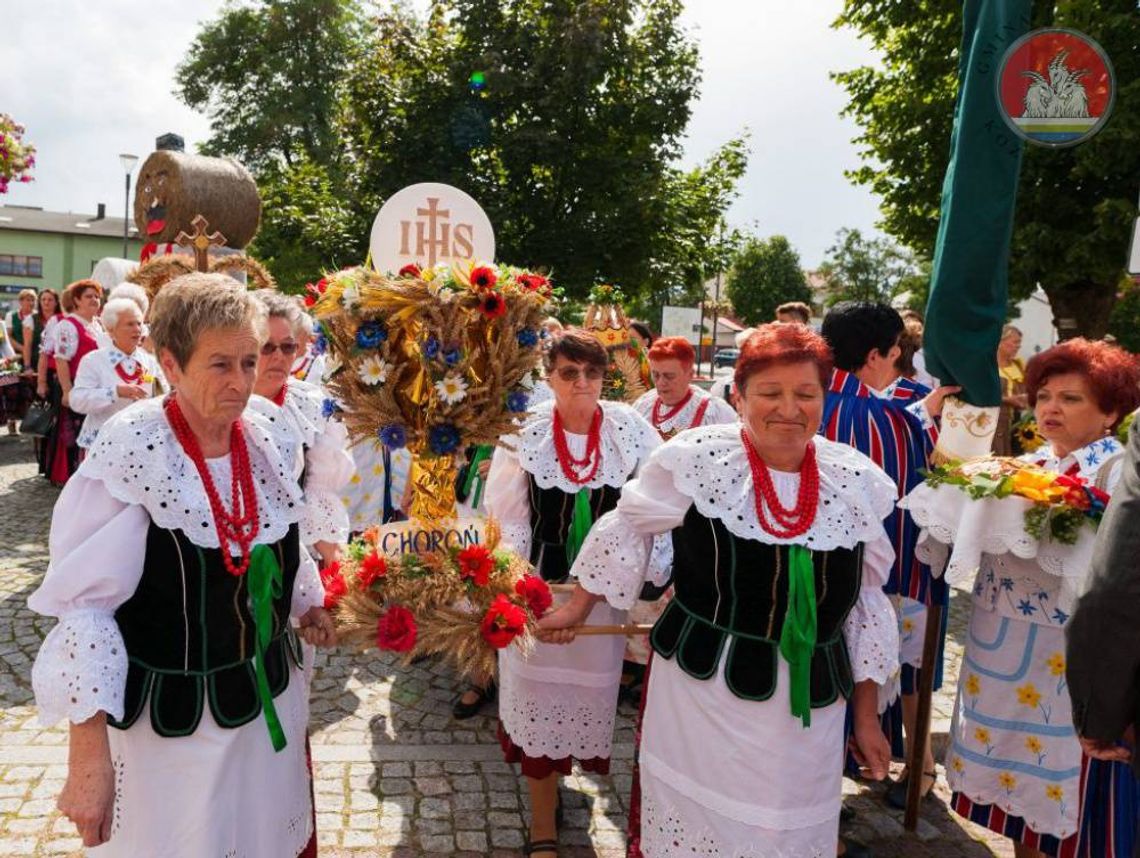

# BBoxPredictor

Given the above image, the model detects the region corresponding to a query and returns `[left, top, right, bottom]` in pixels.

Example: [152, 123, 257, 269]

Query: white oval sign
[369, 183, 495, 273]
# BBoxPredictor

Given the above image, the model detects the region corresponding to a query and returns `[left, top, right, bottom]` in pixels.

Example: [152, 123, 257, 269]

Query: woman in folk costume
[251, 290, 353, 567]
[28, 274, 336, 857]
[905, 339, 1140, 858]
[486, 329, 660, 857]
[540, 324, 899, 857]
[632, 335, 737, 440]
[45, 279, 105, 485]
[70, 299, 163, 451]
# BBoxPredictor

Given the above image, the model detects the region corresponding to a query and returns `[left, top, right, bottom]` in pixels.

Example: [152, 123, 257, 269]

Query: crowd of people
[12, 273, 1140, 858]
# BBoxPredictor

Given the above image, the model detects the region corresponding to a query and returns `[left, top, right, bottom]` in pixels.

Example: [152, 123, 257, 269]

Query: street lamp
[119, 153, 139, 259]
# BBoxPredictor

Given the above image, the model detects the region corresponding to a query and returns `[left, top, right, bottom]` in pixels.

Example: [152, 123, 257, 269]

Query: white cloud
[6, 0, 887, 267]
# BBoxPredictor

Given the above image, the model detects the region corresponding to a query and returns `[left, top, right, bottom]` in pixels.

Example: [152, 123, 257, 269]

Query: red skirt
[498, 723, 610, 779]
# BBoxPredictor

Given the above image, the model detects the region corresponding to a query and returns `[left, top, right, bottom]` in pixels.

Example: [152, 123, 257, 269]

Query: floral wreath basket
[310, 260, 559, 678]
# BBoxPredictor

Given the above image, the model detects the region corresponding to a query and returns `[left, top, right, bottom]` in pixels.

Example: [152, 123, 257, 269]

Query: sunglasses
[555, 366, 604, 383]
[261, 341, 299, 357]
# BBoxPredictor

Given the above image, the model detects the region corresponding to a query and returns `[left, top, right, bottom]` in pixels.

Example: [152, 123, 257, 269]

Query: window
[0, 255, 44, 278]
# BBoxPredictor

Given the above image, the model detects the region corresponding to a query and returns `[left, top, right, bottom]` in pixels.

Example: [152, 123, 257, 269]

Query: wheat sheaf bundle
[310, 261, 557, 456]
[329, 519, 553, 682]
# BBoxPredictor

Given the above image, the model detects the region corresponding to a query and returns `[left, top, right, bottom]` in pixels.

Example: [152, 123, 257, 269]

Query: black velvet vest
[651, 507, 862, 706]
[526, 475, 622, 582]
[109, 521, 302, 737]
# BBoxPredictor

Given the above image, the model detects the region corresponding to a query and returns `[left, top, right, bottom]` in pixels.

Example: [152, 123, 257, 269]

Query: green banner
[924, 0, 1033, 406]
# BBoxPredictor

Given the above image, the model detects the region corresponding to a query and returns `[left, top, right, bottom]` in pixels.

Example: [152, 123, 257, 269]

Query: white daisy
[434, 372, 468, 404]
[340, 283, 361, 309]
[358, 355, 391, 386]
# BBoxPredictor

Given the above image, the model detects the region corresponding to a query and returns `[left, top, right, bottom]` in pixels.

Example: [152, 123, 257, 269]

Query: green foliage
[817, 228, 920, 306]
[178, 0, 745, 303]
[833, 0, 1140, 336]
[1107, 277, 1140, 353]
[177, 0, 365, 171]
[724, 235, 810, 325]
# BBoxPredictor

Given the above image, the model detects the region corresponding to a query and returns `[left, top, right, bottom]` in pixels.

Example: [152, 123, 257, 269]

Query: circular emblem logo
[997, 28, 1114, 148]
[370, 183, 495, 274]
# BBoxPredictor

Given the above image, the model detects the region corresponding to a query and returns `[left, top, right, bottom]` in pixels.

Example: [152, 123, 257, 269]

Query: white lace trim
[499, 521, 532, 559]
[641, 783, 836, 858]
[80, 397, 304, 549]
[516, 399, 656, 491]
[844, 584, 899, 686]
[32, 609, 128, 725]
[660, 426, 897, 548]
[276, 379, 327, 448]
[574, 511, 656, 610]
[633, 387, 738, 434]
[299, 488, 350, 545]
[290, 553, 326, 618]
[497, 672, 620, 760]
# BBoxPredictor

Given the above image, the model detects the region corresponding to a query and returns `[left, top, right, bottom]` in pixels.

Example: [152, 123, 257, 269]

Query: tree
[834, 0, 1140, 336]
[817, 227, 919, 306]
[177, 0, 366, 171]
[725, 235, 810, 325]
[178, 1, 747, 301]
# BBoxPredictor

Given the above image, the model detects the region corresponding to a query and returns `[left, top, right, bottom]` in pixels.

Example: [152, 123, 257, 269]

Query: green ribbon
[461, 444, 494, 511]
[247, 544, 287, 752]
[779, 545, 818, 728]
[565, 489, 593, 567]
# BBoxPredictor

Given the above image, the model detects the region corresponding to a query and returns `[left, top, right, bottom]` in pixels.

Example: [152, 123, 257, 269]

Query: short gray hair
[101, 297, 142, 331]
[108, 282, 150, 318]
[252, 290, 306, 340]
[150, 274, 267, 368]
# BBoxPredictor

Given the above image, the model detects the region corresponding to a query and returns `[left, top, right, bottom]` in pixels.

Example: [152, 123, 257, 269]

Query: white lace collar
[80, 396, 304, 549]
[633, 386, 715, 433]
[516, 399, 658, 492]
[1028, 436, 1123, 480]
[656, 424, 897, 548]
[258, 379, 329, 448]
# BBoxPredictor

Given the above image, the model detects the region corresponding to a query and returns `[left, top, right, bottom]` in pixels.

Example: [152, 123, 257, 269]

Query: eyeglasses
[555, 366, 604, 383]
[261, 341, 299, 357]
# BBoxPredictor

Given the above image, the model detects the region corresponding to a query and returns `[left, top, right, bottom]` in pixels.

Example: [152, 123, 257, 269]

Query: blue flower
[506, 390, 530, 412]
[423, 336, 440, 359]
[1052, 608, 1069, 624]
[378, 423, 406, 450]
[999, 577, 1014, 591]
[312, 330, 328, 355]
[321, 398, 338, 419]
[1085, 450, 1101, 466]
[1017, 599, 1037, 616]
[443, 347, 461, 366]
[428, 423, 461, 455]
[355, 321, 387, 350]
[517, 328, 539, 348]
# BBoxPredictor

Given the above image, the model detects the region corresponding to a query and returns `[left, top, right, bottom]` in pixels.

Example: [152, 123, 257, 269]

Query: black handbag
[20, 400, 56, 436]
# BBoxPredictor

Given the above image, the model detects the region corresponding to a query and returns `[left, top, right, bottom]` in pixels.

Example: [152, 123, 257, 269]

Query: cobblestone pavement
[0, 434, 1015, 857]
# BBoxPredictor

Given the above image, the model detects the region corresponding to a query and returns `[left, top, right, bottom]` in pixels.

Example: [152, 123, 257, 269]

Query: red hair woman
[633, 336, 737, 440]
[541, 323, 898, 856]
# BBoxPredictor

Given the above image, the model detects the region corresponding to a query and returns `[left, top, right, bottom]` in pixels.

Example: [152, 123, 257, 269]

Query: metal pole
[710, 221, 724, 368]
[696, 299, 706, 375]
[122, 171, 131, 259]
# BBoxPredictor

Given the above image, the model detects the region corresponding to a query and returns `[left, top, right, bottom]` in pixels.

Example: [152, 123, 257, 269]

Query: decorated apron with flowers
[947, 438, 1123, 851]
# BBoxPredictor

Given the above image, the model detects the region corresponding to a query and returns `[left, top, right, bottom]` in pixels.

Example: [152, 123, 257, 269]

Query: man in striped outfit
[819, 302, 958, 814]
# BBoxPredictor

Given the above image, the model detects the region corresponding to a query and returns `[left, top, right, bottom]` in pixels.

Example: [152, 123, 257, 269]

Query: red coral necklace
[271, 381, 288, 407]
[741, 428, 819, 538]
[114, 356, 144, 385]
[553, 406, 603, 484]
[651, 389, 694, 427]
[164, 395, 260, 576]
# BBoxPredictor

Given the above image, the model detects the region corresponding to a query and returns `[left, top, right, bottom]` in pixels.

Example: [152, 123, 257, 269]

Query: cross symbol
[175, 215, 228, 272]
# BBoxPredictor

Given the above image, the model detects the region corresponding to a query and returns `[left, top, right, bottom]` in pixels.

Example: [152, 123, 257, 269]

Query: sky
[4, 0, 885, 268]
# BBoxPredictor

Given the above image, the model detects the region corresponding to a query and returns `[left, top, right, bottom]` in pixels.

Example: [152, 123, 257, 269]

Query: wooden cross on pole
[175, 215, 227, 272]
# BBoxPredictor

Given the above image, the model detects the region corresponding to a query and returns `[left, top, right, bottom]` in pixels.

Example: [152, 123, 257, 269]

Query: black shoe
[524, 837, 558, 856]
[451, 681, 496, 720]
[838, 837, 873, 858]
[885, 769, 937, 810]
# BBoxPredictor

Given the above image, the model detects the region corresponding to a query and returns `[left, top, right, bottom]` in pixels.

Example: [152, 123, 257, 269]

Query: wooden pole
[567, 624, 653, 636]
[904, 601, 944, 831]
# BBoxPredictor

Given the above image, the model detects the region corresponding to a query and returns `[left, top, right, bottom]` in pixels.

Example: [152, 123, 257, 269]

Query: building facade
[0, 204, 143, 309]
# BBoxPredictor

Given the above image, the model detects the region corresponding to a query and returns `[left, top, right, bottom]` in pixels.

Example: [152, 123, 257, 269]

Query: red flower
[457, 544, 495, 587]
[316, 278, 328, 293]
[478, 293, 507, 319]
[480, 594, 528, 649]
[399, 263, 422, 278]
[517, 273, 548, 292]
[376, 604, 417, 652]
[303, 293, 316, 308]
[1088, 486, 1111, 505]
[515, 574, 553, 618]
[470, 266, 498, 290]
[358, 550, 388, 587]
[320, 562, 347, 609]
